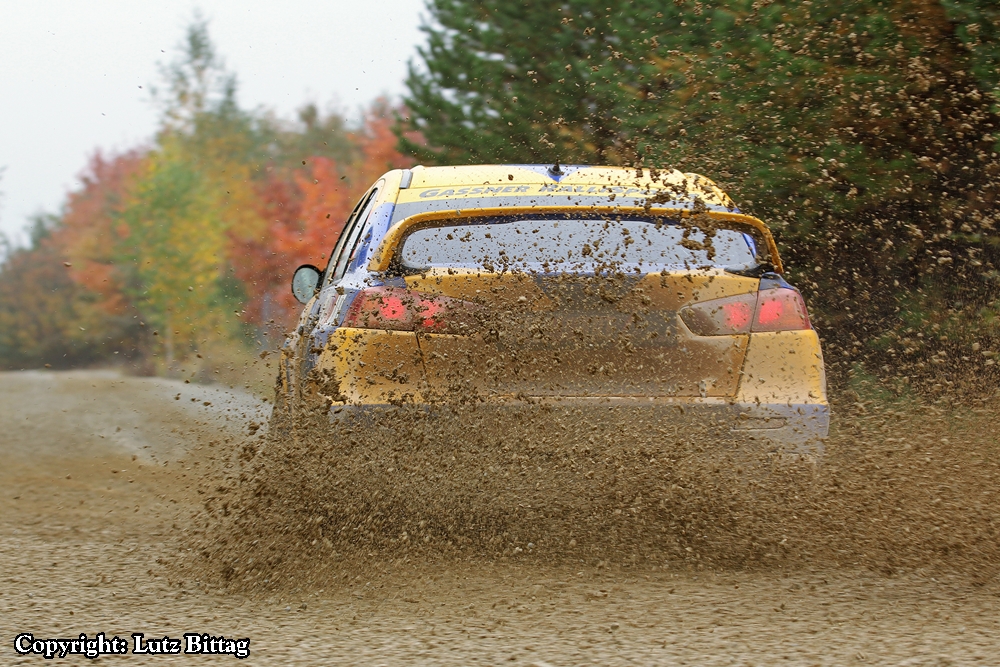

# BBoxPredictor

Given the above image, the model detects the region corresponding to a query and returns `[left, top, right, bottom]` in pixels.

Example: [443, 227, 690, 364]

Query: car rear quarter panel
[735, 330, 827, 405]
[312, 327, 425, 406]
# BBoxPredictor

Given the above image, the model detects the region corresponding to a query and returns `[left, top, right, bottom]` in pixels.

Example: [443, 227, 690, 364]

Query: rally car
[278, 165, 828, 456]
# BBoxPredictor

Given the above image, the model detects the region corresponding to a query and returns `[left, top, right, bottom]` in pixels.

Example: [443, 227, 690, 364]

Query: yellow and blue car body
[280, 165, 829, 457]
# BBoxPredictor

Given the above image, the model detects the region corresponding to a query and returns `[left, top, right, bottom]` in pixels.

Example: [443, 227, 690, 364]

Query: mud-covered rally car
[278, 165, 828, 458]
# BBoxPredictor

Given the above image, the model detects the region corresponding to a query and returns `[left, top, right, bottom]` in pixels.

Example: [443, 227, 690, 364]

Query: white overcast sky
[0, 0, 426, 243]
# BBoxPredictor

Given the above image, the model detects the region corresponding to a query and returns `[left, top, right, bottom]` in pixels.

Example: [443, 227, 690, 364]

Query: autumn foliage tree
[0, 147, 151, 369]
[0, 19, 411, 371]
[0, 214, 127, 367]
[231, 106, 414, 331]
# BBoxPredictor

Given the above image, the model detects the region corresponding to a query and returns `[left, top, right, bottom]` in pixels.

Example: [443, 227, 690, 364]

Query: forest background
[1, 0, 998, 398]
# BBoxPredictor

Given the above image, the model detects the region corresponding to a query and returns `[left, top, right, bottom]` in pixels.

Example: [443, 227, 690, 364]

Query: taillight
[680, 288, 811, 336]
[752, 288, 811, 332]
[342, 287, 479, 334]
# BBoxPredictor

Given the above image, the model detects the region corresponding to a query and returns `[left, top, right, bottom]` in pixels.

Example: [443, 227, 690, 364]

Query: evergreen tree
[400, 1, 676, 164]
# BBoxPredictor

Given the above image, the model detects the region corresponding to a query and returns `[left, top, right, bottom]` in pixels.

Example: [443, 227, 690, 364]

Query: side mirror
[291, 265, 322, 304]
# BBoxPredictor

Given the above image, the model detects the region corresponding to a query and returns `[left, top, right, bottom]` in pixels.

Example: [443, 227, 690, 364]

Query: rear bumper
[329, 396, 829, 460]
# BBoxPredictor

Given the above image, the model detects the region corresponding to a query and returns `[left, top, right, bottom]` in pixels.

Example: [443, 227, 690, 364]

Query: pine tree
[400, 0, 679, 164]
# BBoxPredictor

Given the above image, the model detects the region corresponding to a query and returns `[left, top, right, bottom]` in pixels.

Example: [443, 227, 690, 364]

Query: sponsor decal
[414, 184, 681, 200]
[418, 185, 532, 198]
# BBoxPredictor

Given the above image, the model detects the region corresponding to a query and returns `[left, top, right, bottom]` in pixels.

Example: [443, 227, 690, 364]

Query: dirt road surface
[1, 370, 998, 665]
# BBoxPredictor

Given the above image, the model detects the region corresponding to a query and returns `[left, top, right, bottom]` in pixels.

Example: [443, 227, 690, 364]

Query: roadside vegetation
[0, 20, 412, 381]
[1, 1, 998, 398]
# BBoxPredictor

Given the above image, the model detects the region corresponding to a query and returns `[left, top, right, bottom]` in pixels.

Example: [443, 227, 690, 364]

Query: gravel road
[1, 370, 997, 665]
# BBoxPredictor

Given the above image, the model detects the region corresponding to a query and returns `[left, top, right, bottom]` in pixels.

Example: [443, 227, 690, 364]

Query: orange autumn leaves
[232, 157, 355, 327]
[61, 150, 146, 321]
[232, 111, 413, 327]
[0, 109, 412, 369]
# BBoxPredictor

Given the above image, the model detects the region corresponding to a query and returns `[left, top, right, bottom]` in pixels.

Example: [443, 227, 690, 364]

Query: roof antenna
[548, 162, 564, 177]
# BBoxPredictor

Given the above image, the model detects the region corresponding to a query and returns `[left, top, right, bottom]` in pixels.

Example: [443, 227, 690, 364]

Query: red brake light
[680, 288, 811, 336]
[752, 288, 811, 332]
[723, 300, 753, 331]
[342, 287, 478, 333]
[376, 293, 409, 323]
[680, 293, 756, 335]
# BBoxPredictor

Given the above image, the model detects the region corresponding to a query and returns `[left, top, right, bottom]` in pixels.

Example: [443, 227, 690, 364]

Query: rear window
[397, 216, 762, 274]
